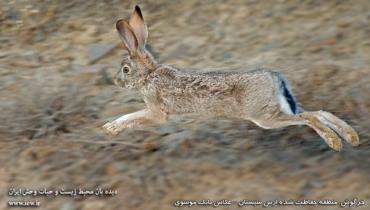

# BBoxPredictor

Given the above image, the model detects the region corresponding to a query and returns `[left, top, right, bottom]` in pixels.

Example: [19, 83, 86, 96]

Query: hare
[103, 5, 359, 151]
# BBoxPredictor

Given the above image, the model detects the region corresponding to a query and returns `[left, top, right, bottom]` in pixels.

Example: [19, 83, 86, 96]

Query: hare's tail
[299, 111, 359, 151]
[274, 72, 304, 115]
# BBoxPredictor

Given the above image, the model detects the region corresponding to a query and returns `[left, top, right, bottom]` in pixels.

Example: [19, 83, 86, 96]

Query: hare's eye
[122, 65, 130, 73]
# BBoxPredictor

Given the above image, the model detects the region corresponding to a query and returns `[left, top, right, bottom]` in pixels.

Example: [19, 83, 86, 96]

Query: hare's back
[151, 68, 281, 117]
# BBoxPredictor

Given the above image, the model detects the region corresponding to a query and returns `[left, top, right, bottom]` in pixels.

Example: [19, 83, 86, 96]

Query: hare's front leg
[103, 109, 166, 136]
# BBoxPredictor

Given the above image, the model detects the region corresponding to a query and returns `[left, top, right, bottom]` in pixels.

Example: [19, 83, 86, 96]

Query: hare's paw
[325, 133, 343, 151]
[103, 122, 123, 136]
[345, 128, 360, 146]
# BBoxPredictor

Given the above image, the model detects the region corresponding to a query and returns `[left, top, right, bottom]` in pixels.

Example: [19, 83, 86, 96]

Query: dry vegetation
[0, 0, 369, 210]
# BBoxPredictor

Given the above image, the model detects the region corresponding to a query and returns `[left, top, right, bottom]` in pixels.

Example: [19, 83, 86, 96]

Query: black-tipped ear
[116, 19, 138, 54]
[129, 5, 148, 50]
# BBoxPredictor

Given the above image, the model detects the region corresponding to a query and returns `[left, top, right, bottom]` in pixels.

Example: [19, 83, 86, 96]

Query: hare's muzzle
[113, 71, 125, 88]
[113, 76, 125, 88]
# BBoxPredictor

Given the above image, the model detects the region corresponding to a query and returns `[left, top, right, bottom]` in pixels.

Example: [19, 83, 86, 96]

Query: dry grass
[0, 1, 369, 210]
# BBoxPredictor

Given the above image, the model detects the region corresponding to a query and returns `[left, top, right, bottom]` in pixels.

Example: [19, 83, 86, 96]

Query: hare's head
[114, 5, 157, 89]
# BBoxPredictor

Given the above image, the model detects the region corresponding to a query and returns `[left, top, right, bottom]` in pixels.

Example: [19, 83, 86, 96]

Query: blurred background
[0, 0, 369, 209]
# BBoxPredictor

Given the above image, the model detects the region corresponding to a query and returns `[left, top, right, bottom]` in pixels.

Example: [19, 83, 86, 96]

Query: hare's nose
[113, 77, 119, 86]
[113, 77, 125, 88]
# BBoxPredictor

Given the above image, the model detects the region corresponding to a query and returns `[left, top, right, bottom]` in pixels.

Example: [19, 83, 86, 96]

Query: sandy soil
[0, 0, 369, 210]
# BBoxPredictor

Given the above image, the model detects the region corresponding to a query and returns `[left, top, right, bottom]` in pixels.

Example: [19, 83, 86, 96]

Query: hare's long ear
[129, 5, 148, 50]
[116, 19, 138, 55]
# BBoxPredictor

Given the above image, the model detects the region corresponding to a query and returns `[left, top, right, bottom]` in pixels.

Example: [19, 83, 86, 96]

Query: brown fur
[103, 5, 359, 151]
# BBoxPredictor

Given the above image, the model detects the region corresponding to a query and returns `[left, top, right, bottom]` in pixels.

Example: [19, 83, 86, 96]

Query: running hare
[103, 5, 359, 151]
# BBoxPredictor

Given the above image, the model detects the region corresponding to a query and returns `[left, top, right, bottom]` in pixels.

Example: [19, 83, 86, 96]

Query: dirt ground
[0, 0, 369, 210]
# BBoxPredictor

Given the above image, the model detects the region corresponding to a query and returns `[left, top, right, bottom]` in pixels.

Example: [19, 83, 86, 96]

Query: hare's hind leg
[298, 112, 343, 151]
[103, 109, 167, 136]
[252, 112, 343, 151]
[311, 111, 359, 146]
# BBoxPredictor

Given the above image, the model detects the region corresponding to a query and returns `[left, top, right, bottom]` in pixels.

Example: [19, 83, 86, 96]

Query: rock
[143, 141, 160, 151]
